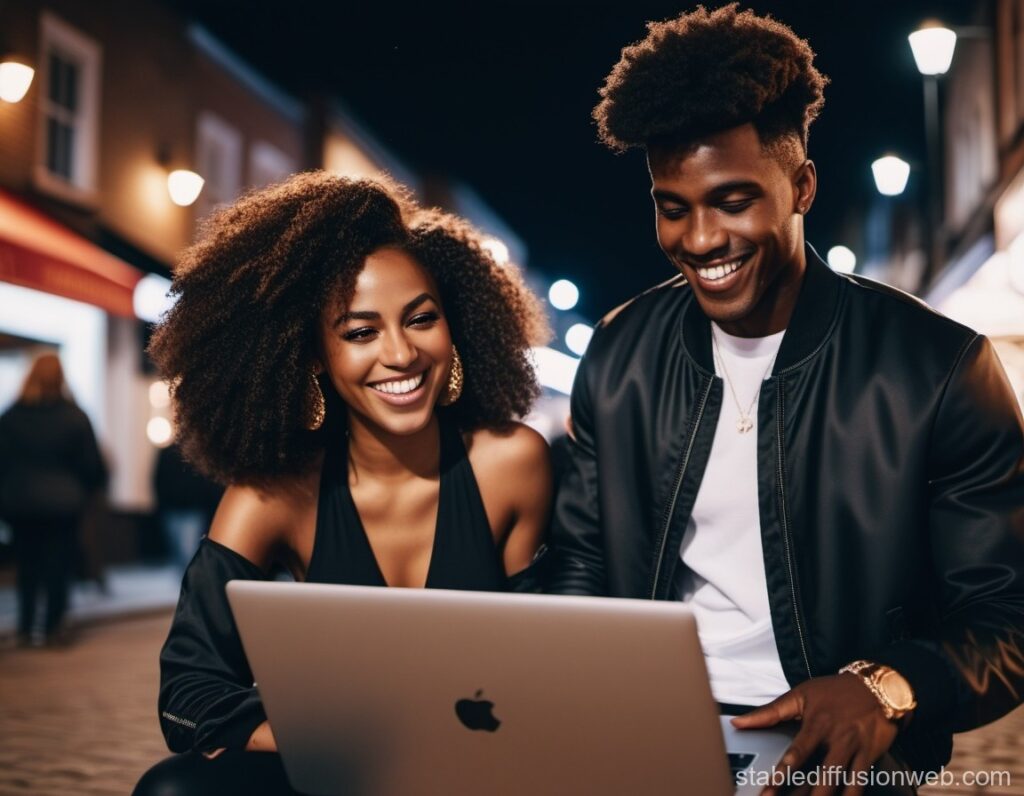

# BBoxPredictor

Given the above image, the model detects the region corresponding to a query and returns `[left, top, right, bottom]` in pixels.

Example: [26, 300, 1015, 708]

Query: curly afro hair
[594, 3, 827, 167]
[406, 208, 549, 434]
[149, 171, 548, 485]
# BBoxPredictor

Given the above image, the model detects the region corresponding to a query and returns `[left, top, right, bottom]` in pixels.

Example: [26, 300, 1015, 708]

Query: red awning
[0, 189, 142, 318]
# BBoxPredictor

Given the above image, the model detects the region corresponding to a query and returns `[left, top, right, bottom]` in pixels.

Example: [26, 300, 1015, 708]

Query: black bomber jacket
[548, 248, 1024, 772]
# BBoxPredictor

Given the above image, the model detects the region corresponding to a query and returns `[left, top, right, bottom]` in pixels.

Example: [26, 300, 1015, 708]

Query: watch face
[878, 670, 915, 710]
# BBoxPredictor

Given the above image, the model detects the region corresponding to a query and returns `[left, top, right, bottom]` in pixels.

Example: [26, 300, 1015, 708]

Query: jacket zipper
[650, 376, 713, 599]
[776, 380, 813, 679]
[161, 711, 197, 729]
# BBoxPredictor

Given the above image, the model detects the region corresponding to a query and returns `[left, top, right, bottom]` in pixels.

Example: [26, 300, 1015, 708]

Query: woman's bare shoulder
[207, 463, 320, 570]
[467, 422, 550, 469]
[466, 423, 551, 506]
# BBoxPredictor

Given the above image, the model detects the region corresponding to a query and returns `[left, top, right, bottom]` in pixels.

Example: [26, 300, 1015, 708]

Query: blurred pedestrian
[153, 441, 222, 572]
[0, 353, 107, 645]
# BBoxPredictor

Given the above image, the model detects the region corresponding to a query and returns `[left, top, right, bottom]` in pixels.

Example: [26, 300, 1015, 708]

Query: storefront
[0, 189, 155, 513]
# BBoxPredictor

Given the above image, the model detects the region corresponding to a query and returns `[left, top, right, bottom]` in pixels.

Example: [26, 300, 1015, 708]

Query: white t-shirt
[677, 323, 790, 706]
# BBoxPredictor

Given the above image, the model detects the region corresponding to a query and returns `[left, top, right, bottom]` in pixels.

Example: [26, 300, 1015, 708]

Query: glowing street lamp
[149, 381, 172, 409]
[133, 273, 175, 323]
[481, 236, 510, 266]
[147, 416, 173, 447]
[167, 169, 204, 207]
[909, 21, 958, 283]
[827, 246, 857, 274]
[548, 279, 579, 311]
[565, 323, 594, 356]
[908, 24, 957, 76]
[0, 59, 34, 103]
[871, 156, 910, 197]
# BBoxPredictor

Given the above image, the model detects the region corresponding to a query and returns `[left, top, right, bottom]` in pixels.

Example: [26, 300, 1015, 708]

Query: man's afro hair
[594, 3, 828, 153]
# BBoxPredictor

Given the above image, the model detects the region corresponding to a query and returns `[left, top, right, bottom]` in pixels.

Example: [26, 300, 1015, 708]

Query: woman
[0, 353, 106, 646]
[134, 172, 552, 794]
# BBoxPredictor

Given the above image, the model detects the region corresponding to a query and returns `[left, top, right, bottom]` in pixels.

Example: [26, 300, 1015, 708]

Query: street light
[147, 416, 173, 447]
[910, 21, 957, 285]
[167, 169, 205, 207]
[549, 279, 579, 311]
[149, 381, 172, 409]
[133, 273, 175, 322]
[565, 323, 594, 356]
[908, 24, 957, 75]
[827, 246, 857, 274]
[481, 236, 510, 266]
[871, 156, 911, 196]
[0, 58, 34, 103]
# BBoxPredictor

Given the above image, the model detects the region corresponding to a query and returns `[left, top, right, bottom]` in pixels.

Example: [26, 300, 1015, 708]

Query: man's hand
[731, 674, 900, 796]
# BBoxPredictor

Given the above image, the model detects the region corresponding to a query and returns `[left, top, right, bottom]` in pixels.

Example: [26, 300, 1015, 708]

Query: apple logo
[454, 689, 501, 732]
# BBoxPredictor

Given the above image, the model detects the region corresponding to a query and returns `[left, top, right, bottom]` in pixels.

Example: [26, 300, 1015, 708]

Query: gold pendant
[736, 416, 753, 434]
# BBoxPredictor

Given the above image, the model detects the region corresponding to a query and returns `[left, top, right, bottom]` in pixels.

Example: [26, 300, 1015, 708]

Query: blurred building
[0, 1, 315, 559]
[927, 0, 1024, 408]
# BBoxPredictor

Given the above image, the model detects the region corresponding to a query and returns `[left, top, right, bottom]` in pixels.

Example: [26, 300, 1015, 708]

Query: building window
[249, 141, 296, 189]
[195, 111, 242, 220]
[35, 12, 101, 201]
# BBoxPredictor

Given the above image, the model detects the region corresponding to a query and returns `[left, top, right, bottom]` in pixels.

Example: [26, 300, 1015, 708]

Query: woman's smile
[367, 369, 430, 406]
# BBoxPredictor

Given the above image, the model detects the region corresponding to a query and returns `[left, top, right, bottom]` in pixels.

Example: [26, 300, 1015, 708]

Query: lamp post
[908, 22, 957, 284]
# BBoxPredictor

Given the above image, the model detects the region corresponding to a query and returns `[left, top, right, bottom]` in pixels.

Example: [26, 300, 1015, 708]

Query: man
[548, 4, 1024, 792]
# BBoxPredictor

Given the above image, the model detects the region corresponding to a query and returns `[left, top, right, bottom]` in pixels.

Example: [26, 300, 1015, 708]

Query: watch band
[838, 660, 916, 721]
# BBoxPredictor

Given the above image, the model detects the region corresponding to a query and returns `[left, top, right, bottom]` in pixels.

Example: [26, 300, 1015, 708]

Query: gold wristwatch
[838, 660, 917, 721]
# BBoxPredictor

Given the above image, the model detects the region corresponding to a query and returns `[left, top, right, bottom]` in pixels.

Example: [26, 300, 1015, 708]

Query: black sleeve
[873, 335, 1024, 732]
[158, 538, 270, 752]
[546, 336, 609, 596]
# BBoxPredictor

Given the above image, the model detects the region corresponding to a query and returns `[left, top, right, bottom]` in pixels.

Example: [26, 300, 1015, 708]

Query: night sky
[167, 0, 978, 321]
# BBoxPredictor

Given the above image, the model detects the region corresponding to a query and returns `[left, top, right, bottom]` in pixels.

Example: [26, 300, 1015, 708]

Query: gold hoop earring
[439, 346, 464, 406]
[307, 372, 326, 430]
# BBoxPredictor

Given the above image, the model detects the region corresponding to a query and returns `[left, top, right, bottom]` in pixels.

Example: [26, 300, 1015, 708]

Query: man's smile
[679, 252, 754, 293]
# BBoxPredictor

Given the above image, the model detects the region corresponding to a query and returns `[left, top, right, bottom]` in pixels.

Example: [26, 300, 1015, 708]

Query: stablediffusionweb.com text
[737, 765, 1012, 790]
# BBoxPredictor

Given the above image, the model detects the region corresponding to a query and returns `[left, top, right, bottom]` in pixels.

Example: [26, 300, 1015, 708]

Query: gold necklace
[711, 328, 778, 434]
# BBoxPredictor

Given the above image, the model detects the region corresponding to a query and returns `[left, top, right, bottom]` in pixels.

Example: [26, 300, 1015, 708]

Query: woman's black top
[158, 415, 526, 754]
[306, 413, 504, 590]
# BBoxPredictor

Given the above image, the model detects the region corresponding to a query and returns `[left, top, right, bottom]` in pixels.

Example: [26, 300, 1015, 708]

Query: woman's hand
[245, 720, 278, 753]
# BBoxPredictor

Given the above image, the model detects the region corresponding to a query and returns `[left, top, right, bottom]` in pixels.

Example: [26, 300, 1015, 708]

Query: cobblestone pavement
[0, 614, 171, 795]
[0, 612, 1023, 795]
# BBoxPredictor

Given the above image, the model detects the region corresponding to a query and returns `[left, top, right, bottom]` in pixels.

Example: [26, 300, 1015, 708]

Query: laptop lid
[227, 581, 744, 796]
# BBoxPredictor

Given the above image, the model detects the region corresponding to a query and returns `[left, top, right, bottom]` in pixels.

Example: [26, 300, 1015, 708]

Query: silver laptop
[227, 582, 793, 796]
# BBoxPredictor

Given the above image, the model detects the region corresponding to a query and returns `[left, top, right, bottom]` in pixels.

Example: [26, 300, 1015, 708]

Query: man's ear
[794, 159, 817, 215]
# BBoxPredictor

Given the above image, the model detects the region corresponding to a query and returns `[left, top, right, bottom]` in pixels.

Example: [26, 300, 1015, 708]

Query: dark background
[166, 0, 978, 319]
